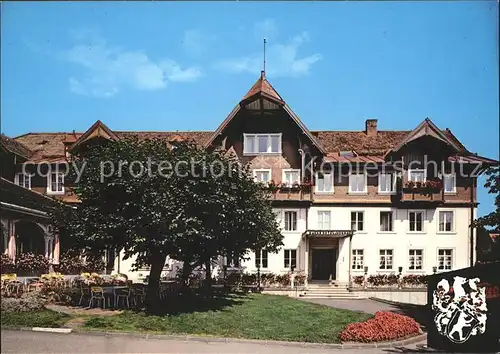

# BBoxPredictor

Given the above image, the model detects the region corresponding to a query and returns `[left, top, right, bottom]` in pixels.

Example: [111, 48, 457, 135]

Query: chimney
[365, 119, 378, 137]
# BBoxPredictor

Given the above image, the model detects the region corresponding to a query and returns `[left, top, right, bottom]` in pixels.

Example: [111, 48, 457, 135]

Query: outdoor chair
[78, 282, 91, 306]
[114, 287, 132, 309]
[131, 284, 146, 307]
[88, 286, 109, 309]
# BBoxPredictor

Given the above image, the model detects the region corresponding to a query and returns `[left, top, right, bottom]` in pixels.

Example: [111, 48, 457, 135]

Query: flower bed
[221, 271, 304, 289]
[350, 274, 427, 289]
[339, 311, 421, 343]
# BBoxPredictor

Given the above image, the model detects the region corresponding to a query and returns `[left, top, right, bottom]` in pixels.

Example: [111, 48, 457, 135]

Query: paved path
[299, 298, 400, 314]
[1, 330, 431, 354]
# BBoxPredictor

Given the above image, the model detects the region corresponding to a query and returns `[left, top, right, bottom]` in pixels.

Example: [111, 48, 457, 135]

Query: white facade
[114, 206, 475, 285]
[235, 206, 474, 284]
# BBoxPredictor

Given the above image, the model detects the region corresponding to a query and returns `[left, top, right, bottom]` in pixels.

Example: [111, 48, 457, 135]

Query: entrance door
[311, 248, 336, 280]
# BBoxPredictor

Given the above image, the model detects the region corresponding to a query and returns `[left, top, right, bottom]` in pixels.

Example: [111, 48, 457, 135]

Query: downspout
[348, 235, 353, 289]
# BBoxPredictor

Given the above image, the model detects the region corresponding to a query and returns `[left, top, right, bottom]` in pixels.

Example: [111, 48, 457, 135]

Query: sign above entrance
[302, 230, 354, 239]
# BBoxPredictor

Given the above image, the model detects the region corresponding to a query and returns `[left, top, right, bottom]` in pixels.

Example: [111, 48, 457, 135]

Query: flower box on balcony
[403, 179, 442, 194]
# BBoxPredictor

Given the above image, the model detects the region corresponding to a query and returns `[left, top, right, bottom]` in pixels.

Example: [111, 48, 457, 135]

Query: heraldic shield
[427, 261, 500, 352]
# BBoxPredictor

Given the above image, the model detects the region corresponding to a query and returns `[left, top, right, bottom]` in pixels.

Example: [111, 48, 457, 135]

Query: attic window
[39, 140, 49, 145]
[340, 151, 355, 157]
[243, 134, 282, 155]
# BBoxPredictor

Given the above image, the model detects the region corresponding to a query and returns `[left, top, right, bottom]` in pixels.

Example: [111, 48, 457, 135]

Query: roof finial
[262, 38, 267, 78]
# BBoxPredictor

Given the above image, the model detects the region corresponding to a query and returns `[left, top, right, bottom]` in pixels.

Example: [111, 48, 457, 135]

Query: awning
[302, 229, 354, 239]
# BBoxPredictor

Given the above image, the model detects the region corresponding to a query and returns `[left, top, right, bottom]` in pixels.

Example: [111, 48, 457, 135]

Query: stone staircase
[299, 282, 362, 299]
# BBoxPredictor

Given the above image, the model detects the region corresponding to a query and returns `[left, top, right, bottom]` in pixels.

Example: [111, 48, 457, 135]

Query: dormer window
[243, 134, 281, 155]
[47, 172, 64, 195]
[15, 173, 31, 189]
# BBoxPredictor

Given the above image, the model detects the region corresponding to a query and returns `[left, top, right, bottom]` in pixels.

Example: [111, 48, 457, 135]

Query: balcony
[398, 179, 444, 204]
[265, 182, 313, 201]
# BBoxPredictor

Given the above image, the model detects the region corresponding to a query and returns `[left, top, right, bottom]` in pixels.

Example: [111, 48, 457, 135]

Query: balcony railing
[398, 178, 444, 203]
[264, 181, 313, 201]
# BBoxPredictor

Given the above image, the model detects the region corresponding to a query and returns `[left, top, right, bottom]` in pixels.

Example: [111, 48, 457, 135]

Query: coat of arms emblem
[432, 276, 488, 344]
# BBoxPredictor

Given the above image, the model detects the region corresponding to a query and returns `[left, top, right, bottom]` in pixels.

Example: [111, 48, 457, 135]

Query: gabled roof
[241, 71, 284, 105]
[391, 118, 463, 153]
[69, 120, 119, 152]
[0, 134, 32, 160]
[204, 71, 326, 155]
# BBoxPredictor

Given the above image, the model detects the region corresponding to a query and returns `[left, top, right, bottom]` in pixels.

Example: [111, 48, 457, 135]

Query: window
[282, 170, 300, 186]
[15, 173, 31, 189]
[284, 249, 297, 269]
[409, 211, 424, 232]
[409, 249, 423, 270]
[351, 212, 364, 231]
[378, 173, 395, 194]
[48, 172, 64, 194]
[253, 169, 271, 183]
[408, 169, 426, 183]
[317, 211, 331, 230]
[316, 172, 333, 193]
[349, 173, 366, 193]
[244, 134, 281, 154]
[352, 249, 364, 270]
[380, 211, 393, 232]
[255, 250, 268, 268]
[443, 174, 456, 193]
[284, 211, 297, 231]
[379, 249, 393, 270]
[438, 211, 454, 232]
[438, 249, 453, 270]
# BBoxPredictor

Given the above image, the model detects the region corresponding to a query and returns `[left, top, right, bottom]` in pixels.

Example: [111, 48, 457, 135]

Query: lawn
[1, 310, 70, 328]
[83, 294, 370, 343]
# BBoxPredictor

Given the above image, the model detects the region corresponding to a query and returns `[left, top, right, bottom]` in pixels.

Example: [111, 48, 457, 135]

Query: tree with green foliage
[474, 165, 500, 261]
[51, 138, 283, 311]
[475, 166, 500, 232]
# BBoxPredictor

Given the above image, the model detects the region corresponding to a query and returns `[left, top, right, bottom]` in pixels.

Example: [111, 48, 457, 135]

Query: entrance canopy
[302, 230, 354, 239]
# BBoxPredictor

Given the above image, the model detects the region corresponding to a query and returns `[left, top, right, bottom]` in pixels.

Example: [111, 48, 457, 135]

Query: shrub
[260, 273, 276, 287]
[84, 254, 106, 274]
[1, 291, 47, 313]
[15, 253, 49, 276]
[352, 275, 365, 286]
[275, 274, 290, 287]
[366, 274, 399, 287]
[294, 272, 306, 286]
[226, 272, 242, 286]
[339, 311, 420, 343]
[241, 274, 257, 286]
[402, 274, 427, 286]
[56, 253, 86, 274]
[0, 254, 15, 274]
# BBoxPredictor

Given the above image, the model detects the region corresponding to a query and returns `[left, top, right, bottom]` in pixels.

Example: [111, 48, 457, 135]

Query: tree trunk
[204, 260, 212, 295]
[145, 252, 167, 314]
[181, 259, 192, 294]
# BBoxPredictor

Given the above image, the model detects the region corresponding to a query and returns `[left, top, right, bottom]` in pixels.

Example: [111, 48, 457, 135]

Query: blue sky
[1, 1, 498, 215]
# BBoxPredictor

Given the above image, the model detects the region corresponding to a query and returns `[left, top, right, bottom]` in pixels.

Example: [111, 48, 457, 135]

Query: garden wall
[351, 289, 427, 305]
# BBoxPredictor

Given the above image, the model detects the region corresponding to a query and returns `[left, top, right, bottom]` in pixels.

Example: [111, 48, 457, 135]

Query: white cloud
[64, 32, 202, 98]
[253, 19, 278, 40]
[215, 30, 322, 78]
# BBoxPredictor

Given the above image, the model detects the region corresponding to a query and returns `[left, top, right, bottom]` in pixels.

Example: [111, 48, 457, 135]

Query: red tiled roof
[15, 127, 492, 164]
[242, 71, 284, 104]
[1, 134, 33, 159]
[312, 130, 410, 156]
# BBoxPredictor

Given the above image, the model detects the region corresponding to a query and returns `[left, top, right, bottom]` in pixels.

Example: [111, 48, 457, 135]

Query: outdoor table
[102, 285, 128, 308]
[17, 276, 39, 285]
